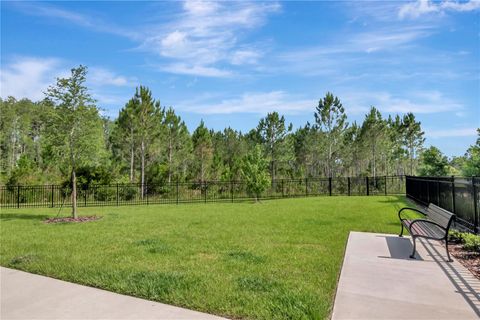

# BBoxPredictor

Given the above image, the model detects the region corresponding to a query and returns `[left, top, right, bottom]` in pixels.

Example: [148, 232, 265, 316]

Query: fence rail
[0, 176, 406, 209]
[406, 176, 479, 234]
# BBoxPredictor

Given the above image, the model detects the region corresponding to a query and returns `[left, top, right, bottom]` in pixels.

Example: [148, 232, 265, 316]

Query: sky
[1, 0, 479, 157]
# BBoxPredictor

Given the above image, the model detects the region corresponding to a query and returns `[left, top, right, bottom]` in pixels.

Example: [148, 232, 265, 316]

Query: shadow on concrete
[376, 235, 424, 260]
[420, 238, 480, 317]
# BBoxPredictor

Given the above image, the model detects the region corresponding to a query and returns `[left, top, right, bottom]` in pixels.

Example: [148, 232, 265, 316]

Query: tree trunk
[141, 139, 145, 198]
[168, 136, 172, 183]
[130, 142, 135, 183]
[410, 146, 414, 175]
[71, 169, 77, 219]
[373, 143, 376, 181]
[328, 141, 332, 177]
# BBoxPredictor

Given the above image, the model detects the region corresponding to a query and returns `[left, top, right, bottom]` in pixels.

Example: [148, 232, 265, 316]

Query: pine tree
[192, 120, 213, 182]
[132, 86, 163, 197]
[360, 107, 387, 180]
[314, 92, 348, 177]
[162, 107, 192, 183]
[402, 113, 425, 175]
[241, 145, 270, 202]
[257, 112, 294, 181]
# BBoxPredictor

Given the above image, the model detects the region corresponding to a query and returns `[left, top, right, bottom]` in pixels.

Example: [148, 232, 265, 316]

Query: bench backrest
[426, 203, 455, 229]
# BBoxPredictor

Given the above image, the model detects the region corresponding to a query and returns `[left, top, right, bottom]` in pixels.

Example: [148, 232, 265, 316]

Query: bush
[448, 229, 464, 243]
[449, 230, 480, 252]
[462, 233, 480, 252]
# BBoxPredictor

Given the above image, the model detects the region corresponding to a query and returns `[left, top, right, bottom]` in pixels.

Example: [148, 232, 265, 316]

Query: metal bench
[398, 203, 456, 261]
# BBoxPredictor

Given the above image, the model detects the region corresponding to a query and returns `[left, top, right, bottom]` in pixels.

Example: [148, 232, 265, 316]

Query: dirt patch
[44, 216, 102, 224]
[449, 242, 480, 280]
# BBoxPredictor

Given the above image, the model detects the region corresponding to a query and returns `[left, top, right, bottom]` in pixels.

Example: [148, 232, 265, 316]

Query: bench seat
[398, 203, 456, 261]
[401, 219, 446, 239]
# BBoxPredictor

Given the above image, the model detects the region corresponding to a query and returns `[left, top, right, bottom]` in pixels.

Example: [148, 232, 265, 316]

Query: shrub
[462, 233, 480, 252]
[448, 229, 464, 243]
[449, 230, 480, 252]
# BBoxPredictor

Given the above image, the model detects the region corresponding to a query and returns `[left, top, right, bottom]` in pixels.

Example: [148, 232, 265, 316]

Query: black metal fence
[0, 175, 405, 209]
[406, 176, 479, 234]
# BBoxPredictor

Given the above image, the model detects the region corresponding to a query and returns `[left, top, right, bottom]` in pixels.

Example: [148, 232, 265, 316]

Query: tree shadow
[0, 213, 50, 221]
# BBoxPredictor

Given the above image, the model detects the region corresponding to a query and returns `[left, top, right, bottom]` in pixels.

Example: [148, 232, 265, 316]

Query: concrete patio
[0, 267, 227, 320]
[332, 231, 480, 319]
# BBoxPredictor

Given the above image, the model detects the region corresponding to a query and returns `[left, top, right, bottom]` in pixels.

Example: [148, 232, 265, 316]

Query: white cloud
[399, 0, 480, 19]
[141, 1, 280, 77]
[350, 27, 431, 53]
[160, 63, 232, 78]
[0, 57, 63, 100]
[88, 68, 134, 87]
[181, 91, 314, 114]
[231, 50, 262, 65]
[8, 2, 139, 39]
[341, 90, 463, 114]
[183, 1, 219, 16]
[1, 57, 134, 103]
[426, 128, 478, 138]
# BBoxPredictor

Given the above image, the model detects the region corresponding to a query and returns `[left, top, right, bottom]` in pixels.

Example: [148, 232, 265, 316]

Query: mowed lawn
[0, 196, 412, 319]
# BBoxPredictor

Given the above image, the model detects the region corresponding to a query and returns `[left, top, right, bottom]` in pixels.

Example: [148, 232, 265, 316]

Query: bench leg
[410, 237, 417, 259]
[445, 240, 452, 262]
[399, 224, 404, 237]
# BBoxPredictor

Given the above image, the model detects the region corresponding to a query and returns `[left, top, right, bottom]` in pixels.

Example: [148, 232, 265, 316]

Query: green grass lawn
[0, 196, 413, 319]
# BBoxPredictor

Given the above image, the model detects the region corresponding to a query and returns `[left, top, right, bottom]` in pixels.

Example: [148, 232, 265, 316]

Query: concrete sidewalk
[0, 267, 227, 320]
[332, 232, 480, 319]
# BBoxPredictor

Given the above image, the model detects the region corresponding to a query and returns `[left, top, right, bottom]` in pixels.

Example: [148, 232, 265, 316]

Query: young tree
[314, 92, 348, 177]
[44, 65, 105, 218]
[418, 146, 449, 176]
[241, 144, 270, 202]
[257, 112, 294, 181]
[462, 129, 480, 176]
[192, 120, 213, 182]
[402, 113, 425, 175]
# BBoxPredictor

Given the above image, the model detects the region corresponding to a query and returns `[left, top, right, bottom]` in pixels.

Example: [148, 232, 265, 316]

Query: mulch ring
[449, 243, 480, 280]
[44, 216, 102, 224]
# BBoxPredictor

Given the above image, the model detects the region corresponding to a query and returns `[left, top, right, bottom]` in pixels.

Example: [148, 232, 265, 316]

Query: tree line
[1, 65, 479, 191]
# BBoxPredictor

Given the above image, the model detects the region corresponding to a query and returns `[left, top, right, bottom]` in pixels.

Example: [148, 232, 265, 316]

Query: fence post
[348, 177, 351, 196]
[472, 176, 478, 234]
[204, 181, 207, 203]
[305, 178, 308, 197]
[17, 185, 20, 208]
[85, 187, 87, 207]
[426, 179, 430, 204]
[451, 176, 455, 214]
[231, 180, 234, 203]
[385, 176, 387, 195]
[282, 179, 285, 198]
[116, 184, 119, 206]
[437, 179, 440, 205]
[146, 184, 149, 205]
[176, 180, 179, 205]
[328, 177, 332, 196]
[51, 185, 54, 208]
[366, 177, 369, 196]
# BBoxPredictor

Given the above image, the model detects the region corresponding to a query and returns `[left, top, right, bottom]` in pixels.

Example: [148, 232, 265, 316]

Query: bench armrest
[409, 219, 448, 236]
[398, 207, 426, 221]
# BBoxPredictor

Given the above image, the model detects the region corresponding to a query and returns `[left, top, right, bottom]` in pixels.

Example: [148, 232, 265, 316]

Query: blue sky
[1, 0, 479, 157]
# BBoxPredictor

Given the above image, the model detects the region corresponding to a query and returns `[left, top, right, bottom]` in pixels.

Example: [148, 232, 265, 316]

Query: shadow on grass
[0, 213, 50, 221]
